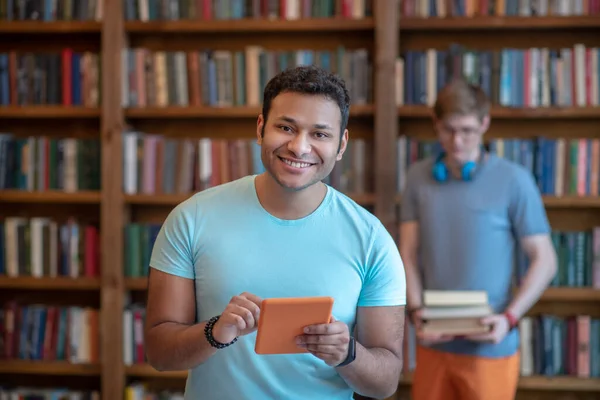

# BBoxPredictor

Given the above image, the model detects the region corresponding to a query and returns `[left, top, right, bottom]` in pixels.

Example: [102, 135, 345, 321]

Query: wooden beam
[374, 0, 399, 237]
[100, 1, 125, 400]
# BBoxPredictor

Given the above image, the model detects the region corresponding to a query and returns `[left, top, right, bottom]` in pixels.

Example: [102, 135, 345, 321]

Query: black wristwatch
[336, 336, 356, 367]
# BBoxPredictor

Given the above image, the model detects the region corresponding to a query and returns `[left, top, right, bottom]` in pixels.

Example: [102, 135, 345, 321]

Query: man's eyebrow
[277, 116, 333, 131]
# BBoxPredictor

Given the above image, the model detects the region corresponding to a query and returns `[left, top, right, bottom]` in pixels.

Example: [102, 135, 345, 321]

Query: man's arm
[145, 268, 218, 371]
[336, 305, 405, 399]
[505, 169, 557, 320]
[399, 221, 422, 312]
[505, 234, 557, 319]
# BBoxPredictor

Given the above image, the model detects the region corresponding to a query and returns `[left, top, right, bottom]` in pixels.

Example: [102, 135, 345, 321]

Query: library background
[0, 0, 599, 399]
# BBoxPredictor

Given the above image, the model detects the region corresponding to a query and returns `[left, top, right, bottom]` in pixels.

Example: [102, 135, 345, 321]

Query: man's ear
[256, 114, 264, 145]
[336, 129, 349, 161]
[480, 115, 490, 133]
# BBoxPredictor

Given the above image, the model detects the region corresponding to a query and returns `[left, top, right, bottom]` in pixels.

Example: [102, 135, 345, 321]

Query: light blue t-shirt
[150, 175, 406, 400]
[401, 153, 551, 358]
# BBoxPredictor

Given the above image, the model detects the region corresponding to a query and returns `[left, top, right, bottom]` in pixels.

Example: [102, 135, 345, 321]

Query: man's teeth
[282, 158, 311, 168]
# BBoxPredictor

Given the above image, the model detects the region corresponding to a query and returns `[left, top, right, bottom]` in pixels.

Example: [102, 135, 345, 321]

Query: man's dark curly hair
[261, 65, 351, 140]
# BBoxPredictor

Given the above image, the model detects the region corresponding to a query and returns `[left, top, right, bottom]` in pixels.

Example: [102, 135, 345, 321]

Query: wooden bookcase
[0, 1, 599, 399]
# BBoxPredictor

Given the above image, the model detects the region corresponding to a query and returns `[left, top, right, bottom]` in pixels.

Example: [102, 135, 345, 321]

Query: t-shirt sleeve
[400, 165, 420, 223]
[149, 200, 197, 280]
[358, 222, 407, 307]
[509, 167, 551, 239]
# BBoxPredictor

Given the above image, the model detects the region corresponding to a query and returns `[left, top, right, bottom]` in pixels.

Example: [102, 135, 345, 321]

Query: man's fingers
[240, 292, 263, 308]
[231, 295, 261, 319]
[228, 304, 256, 330]
[304, 322, 346, 335]
[303, 344, 338, 355]
[221, 311, 247, 331]
[297, 333, 348, 346]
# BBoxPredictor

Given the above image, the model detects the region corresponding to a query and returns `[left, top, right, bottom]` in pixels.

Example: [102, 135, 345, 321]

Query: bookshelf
[0, 1, 599, 400]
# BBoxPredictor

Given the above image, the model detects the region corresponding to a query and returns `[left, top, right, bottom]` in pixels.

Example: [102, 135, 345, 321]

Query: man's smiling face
[256, 91, 348, 192]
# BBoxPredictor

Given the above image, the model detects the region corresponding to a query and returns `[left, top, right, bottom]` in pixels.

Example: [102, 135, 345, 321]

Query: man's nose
[287, 133, 312, 157]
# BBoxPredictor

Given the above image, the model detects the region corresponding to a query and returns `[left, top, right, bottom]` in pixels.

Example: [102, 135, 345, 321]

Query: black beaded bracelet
[204, 315, 238, 349]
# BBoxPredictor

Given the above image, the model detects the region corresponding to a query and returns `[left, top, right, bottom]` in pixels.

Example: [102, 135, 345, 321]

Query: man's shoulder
[327, 187, 387, 237]
[405, 156, 436, 184]
[168, 176, 255, 219]
[187, 175, 254, 205]
[487, 154, 536, 186]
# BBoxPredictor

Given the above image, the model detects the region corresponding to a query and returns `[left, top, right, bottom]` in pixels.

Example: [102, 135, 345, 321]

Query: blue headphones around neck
[432, 146, 486, 182]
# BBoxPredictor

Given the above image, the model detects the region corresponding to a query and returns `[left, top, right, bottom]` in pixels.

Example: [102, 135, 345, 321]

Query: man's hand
[212, 292, 262, 344]
[464, 314, 509, 344]
[412, 308, 455, 345]
[296, 316, 351, 366]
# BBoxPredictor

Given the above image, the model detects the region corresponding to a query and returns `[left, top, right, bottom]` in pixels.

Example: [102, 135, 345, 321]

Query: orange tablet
[254, 296, 334, 355]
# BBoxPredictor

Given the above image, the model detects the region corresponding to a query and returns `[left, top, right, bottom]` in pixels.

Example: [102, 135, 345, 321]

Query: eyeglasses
[438, 125, 482, 139]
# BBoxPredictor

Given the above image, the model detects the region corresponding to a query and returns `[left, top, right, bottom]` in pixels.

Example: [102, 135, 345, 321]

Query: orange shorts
[411, 344, 520, 400]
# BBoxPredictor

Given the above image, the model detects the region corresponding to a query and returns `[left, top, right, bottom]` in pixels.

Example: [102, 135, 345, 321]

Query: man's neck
[254, 173, 327, 220]
[447, 147, 482, 179]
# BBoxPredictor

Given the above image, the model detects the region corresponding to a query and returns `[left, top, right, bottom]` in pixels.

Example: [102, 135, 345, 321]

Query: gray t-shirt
[401, 153, 551, 358]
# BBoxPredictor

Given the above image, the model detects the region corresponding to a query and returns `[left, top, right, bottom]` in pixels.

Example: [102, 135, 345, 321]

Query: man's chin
[271, 174, 318, 192]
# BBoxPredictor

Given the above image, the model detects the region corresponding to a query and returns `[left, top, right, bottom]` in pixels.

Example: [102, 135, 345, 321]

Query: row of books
[396, 136, 600, 198]
[0, 135, 101, 192]
[0, 218, 100, 279]
[513, 227, 600, 289]
[122, 131, 373, 196]
[0, 388, 100, 400]
[0, 303, 100, 364]
[400, 0, 598, 17]
[126, 384, 182, 400]
[4, 132, 600, 199]
[0, 0, 103, 21]
[124, 0, 372, 21]
[121, 46, 371, 108]
[396, 44, 600, 108]
[520, 314, 600, 378]
[0, 51, 101, 107]
[549, 229, 600, 288]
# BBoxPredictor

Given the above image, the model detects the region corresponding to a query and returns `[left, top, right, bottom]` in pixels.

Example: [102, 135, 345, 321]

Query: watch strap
[504, 310, 519, 330]
[336, 336, 356, 367]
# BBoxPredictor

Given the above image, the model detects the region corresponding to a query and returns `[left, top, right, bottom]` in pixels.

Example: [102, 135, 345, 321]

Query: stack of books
[421, 290, 494, 336]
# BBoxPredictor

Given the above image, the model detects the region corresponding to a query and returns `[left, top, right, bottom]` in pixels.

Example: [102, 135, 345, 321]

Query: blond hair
[433, 79, 490, 121]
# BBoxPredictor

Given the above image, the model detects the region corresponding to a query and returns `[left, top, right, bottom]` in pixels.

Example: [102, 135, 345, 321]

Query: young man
[399, 79, 557, 400]
[144, 65, 406, 400]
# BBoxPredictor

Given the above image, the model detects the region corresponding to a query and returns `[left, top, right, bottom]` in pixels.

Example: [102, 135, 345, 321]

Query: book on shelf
[0, 217, 100, 279]
[0, 388, 100, 399]
[121, 131, 372, 197]
[123, 303, 147, 366]
[124, 223, 161, 278]
[396, 43, 600, 108]
[0, 135, 101, 192]
[0, 50, 101, 107]
[420, 290, 493, 336]
[0, 0, 103, 21]
[396, 136, 600, 199]
[0, 302, 100, 364]
[121, 46, 371, 108]
[123, 0, 373, 21]
[125, 384, 181, 400]
[400, 0, 600, 17]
